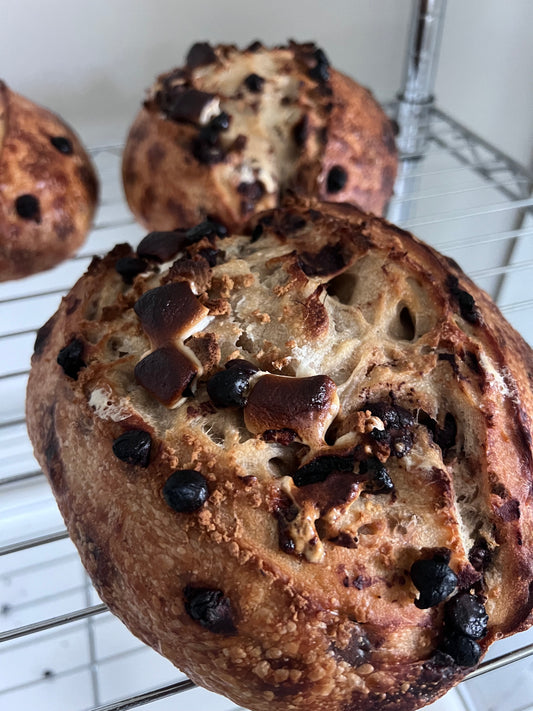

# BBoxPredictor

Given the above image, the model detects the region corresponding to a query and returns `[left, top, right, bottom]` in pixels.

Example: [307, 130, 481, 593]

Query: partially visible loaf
[27, 199, 533, 711]
[0, 81, 98, 281]
[122, 41, 397, 232]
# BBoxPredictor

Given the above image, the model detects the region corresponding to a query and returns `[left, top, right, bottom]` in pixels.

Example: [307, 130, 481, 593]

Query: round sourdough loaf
[122, 41, 397, 232]
[27, 200, 533, 711]
[0, 81, 98, 281]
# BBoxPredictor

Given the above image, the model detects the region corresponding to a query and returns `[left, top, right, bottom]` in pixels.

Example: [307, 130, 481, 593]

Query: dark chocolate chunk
[112, 430, 152, 467]
[278, 212, 306, 235]
[162, 87, 218, 124]
[246, 40, 263, 53]
[440, 635, 481, 667]
[368, 401, 414, 429]
[134, 346, 197, 407]
[192, 112, 230, 165]
[198, 247, 220, 267]
[326, 166, 348, 193]
[237, 180, 265, 202]
[243, 73, 265, 93]
[207, 361, 258, 408]
[186, 42, 217, 69]
[137, 230, 188, 262]
[292, 454, 354, 487]
[468, 538, 492, 572]
[115, 256, 148, 284]
[444, 592, 488, 640]
[163, 469, 209, 512]
[15, 194, 41, 222]
[366, 401, 415, 458]
[50, 136, 73, 154]
[410, 557, 458, 609]
[292, 115, 309, 148]
[446, 275, 481, 325]
[435, 413, 457, 453]
[359, 458, 394, 494]
[251, 223, 263, 242]
[308, 47, 330, 82]
[183, 585, 237, 634]
[186, 219, 228, 242]
[438, 352, 459, 375]
[57, 338, 86, 380]
[299, 243, 347, 277]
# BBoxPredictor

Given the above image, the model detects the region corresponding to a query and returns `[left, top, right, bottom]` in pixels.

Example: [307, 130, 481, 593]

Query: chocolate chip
[246, 40, 263, 53]
[439, 635, 481, 667]
[326, 166, 348, 193]
[292, 115, 309, 148]
[115, 256, 148, 284]
[186, 42, 217, 69]
[137, 230, 188, 262]
[207, 361, 258, 408]
[244, 73, 265, 93]
[308, 47, 330, 82]
[299, 244, 347, 277]
[192, 112, 230, 165]
[468, 538, 492, 572]
[251, 223, 263, 242]
[15, 194, 41, 222]
[292, 454, 354, 487]
[192, 137, 225, 164]
[186, 219, 228, 241]
[57, 338, 86, 380]
[368, 402, 414, 430]
[410, 557, 458, 609]
[162, 87, 218, 125]
[50, 136, 73, 154]
[359, 458, 394, 494]
[112, 430, 152, 467]
[198, 247, 220, 267]
[435, 413, 457, 453]
[163, 469, 209, 512]
[183, 586, 237, 634]
[446, 275, 481, 325]
[444, 593, 488, 640]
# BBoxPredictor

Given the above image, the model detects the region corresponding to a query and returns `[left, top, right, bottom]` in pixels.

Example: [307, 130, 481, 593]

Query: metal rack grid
[1, 107, 533, 711]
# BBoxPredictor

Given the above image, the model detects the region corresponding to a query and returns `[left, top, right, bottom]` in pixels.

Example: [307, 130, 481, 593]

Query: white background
[1, 0, 532, 165]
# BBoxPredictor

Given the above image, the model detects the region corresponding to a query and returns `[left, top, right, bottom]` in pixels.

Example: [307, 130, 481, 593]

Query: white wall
[0, 0, 531, 167]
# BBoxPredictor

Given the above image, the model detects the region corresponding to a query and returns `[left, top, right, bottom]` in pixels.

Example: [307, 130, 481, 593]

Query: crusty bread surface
[0, 81, 98, 281]
[27, 200, 533, 711]
[122, 41, 397, 232]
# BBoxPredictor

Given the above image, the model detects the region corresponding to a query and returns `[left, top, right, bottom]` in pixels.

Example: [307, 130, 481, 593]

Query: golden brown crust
[0, 81, 98, 281]
[122, 42, 397, 232]
[27, 200, 533, 711]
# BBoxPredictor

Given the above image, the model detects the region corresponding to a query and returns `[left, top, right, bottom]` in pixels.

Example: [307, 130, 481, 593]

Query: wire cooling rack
[1, 108, 533, 711]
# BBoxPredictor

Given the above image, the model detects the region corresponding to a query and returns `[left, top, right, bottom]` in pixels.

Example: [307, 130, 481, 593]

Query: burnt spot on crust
[183, 586, 237, 634]
[186, 42, 218, 69]
[83, 529, 117, 591]
[262, 428, 297, 445]
[57, 338, 86, 380]
[50, 135, 74, 154]
[33, 313, 59, 356]
[15, 194, 41, 222]
[446, 275, 481, 325]
[298, 243, 348, 278]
